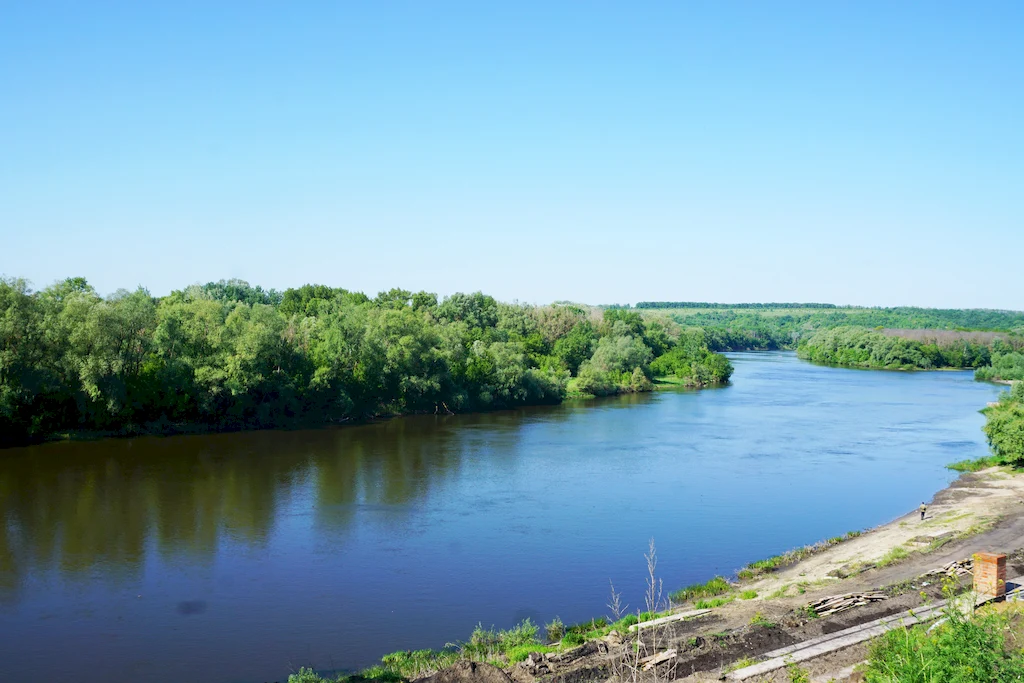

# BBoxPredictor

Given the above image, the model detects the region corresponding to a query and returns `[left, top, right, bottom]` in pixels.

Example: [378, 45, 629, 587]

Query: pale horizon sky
[2, 2, 1022, 309]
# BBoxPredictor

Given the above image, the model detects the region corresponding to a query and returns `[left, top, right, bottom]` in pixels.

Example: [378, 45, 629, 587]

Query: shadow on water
[1, 397, 647, 602]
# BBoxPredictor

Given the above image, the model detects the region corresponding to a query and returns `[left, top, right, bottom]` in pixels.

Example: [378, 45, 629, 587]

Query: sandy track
[524, 468, 1024, 683]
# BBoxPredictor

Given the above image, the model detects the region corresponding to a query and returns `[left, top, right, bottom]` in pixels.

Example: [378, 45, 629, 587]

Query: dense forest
[0, 278, 732, 447]
[636, 302, 838, 310]
[794, 326, 1021, 370]
[660, 307, 1024, 352]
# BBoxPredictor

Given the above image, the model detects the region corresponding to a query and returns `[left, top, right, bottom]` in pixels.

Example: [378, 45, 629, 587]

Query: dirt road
[510, 467, 1024, 683]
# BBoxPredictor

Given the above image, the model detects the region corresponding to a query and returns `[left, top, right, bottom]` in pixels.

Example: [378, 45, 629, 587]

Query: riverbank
[300, 465, 1024, 683]
[2, 373, 727, 449]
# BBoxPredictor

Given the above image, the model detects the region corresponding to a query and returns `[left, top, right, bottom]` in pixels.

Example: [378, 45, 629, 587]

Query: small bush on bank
[544, 616, 565, 642]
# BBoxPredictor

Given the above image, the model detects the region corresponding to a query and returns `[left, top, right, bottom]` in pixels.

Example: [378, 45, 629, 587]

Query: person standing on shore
[920, 502, 927, 520]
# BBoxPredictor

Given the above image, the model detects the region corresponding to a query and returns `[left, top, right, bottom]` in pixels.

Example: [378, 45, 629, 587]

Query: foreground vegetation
[0, 277, 734, 446]
[865, 599, 1024, 682]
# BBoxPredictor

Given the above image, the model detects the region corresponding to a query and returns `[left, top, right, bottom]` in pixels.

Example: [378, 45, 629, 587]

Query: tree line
[794, 326, 1020, 370]
[636, 302, 838, 310]
[0, 277, 733, 447]
[664, 308, 1024, 350]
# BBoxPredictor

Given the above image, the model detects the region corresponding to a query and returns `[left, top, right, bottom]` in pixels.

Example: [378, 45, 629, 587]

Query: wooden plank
[724, 604, 947, 681]
[726, 577, 1024, 681]
[626, 608, 711, 632]
[640, 649, 677, 670]
[758, 602, 946, 661]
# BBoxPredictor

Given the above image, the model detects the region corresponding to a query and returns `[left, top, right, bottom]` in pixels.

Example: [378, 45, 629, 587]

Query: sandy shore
[515, 467, 1024, 683]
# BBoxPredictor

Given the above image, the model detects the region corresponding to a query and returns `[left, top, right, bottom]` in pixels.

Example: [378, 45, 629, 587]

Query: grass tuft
[695, 596, 735, 609]
[947, 455, 1003, 472]
[670, 575, 731, 603]
[876, 546, 910, 568]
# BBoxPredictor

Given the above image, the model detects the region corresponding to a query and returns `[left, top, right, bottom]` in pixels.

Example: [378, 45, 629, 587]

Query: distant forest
[657, 307, 1024, 353]
[0, 278, 732, 446]
[636, 302, 838, 310]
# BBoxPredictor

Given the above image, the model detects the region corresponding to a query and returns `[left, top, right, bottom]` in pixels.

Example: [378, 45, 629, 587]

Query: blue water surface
[0, 352, 1007, 683]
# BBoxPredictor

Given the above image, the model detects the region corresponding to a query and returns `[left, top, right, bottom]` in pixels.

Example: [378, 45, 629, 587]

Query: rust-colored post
[973, 552, 1007, 601]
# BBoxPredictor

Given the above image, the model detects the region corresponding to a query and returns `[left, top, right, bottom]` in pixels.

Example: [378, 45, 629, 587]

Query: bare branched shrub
[608, 579, 627, 621]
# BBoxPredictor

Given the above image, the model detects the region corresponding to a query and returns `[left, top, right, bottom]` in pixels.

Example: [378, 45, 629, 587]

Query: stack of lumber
[924, 558, 973, 577]
[638, 649, 677, 671]
[807, 591, 887, 617]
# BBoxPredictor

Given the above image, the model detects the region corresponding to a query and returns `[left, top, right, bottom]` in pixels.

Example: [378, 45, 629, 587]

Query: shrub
[545, 616, 565, 642]
[561, 631, 585, 647]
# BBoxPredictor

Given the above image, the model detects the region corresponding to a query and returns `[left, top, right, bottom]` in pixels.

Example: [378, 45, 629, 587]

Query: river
[0, 352, 1008, 683]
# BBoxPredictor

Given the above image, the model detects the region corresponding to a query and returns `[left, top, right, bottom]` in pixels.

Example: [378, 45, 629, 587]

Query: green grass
[563, 617, 607, 640]
[286, 618, 552, 683]
[865, 602, 1024, 681]
[739, 589, 758, 600]
[504, 644, 556, 664]
[800, 605, 820, 620]
[670, 575, 731, 603]
[723, 657, 759, 673]
[876, 546, 911, 568]
[947, 455, 1003, 472]
[694, 596, 735, 609]
[749, 611, 776, 628]
[786, 663, 810, 683]
[926, 535, 957, 553]
[737, 533, 861, 579]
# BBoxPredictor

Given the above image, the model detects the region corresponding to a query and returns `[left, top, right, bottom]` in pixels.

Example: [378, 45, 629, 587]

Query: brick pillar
[974, 552, 1007, 601]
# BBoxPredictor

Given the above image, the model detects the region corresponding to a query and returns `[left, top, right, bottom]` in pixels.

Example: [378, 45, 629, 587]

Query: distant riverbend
[0, 352, 1007, 683]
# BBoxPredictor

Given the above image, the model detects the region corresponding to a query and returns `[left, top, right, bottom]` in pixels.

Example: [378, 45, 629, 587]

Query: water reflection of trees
[0, 402, 585, 601]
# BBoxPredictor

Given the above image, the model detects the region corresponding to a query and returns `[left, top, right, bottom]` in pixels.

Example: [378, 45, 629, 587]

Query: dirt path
[512, 467, 1024, 683]
[743, 467, 1024, 599]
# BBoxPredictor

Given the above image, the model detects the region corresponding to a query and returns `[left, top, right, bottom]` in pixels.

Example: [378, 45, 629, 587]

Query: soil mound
[417, 661, 513, 683]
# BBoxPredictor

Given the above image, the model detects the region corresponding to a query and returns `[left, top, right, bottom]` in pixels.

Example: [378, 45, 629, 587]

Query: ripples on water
[0, 352, 1008, 683]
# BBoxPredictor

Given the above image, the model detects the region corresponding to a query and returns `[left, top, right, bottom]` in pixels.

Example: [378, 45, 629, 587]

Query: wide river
[0, 352, 1008, 683]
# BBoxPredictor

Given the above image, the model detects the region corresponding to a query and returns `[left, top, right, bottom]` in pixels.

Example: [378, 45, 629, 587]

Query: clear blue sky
[2, 1, 1021, 308]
